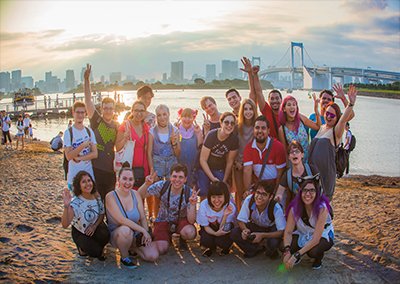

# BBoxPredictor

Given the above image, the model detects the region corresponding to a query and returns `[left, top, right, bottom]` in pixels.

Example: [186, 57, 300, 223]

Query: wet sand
[0, 142, 399, 283]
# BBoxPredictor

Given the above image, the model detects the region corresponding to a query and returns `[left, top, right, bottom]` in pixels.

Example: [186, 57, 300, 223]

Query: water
[2, 89, 399, 176]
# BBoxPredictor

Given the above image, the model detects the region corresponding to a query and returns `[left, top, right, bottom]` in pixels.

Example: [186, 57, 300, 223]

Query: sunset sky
[1, 0, 399, 81]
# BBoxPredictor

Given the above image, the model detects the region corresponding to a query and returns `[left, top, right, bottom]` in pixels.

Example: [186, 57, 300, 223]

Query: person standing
[84, 64, 119, 201]
[23, 113, 31, 140]
[343, 122, 352, 175]
[16, 115, 25, 150]
[137, 85, 156, 127]
[1, 110, 12, 150]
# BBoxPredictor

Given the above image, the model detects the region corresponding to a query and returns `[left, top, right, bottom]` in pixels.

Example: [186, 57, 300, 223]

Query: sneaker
[202, 248, 213, 257]
[312, 259, 322, 270]
[120, 257, 138, 269]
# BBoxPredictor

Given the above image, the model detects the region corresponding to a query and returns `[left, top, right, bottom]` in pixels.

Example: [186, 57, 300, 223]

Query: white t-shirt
[64, 125, 97, 184]
[237, 195, 286, 231]
[344, 130, 352, 150]
[16, 121, 24, 135]
[2, 116, 11, 131]
[23, 117, 30, 128]
[70, 195, 105, 234]
[196, 199, 236, 227]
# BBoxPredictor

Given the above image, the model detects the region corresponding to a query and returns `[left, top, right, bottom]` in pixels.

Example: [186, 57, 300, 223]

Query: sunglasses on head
[325, 111, 336, 119]
[296, 173, 320, 185]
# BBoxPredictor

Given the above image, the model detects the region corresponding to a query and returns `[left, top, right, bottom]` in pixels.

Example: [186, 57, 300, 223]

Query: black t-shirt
[89, 110, 119, 172]
[203, 129, 239, 170]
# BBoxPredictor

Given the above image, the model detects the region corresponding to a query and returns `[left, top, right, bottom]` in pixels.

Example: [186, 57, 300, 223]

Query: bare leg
[110, 226, 134, 259]
[135, 242, 159, 262]
[180, 225, 196, 241]
[154, 240, 169, 255]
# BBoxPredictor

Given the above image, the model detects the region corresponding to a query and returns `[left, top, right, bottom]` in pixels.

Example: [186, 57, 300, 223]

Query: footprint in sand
[15, 224, 34, 233]
[46, 217, 61, 224]
[0, 237, 11, 243]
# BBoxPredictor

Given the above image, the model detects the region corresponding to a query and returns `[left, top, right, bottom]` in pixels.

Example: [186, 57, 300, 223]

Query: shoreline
[0, 142, 399, 283]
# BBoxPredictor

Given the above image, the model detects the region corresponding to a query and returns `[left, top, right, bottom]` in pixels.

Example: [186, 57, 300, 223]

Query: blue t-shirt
[308, 114, 325, 140]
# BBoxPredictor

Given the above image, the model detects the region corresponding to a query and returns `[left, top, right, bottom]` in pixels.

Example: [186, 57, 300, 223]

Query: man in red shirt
[243, 115, 286, 191]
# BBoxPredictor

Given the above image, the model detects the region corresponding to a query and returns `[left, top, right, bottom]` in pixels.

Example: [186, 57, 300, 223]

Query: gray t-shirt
[147, 180, 192, 222]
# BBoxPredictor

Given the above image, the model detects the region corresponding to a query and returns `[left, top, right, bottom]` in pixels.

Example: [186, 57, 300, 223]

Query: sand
[0, 142, 399, 283]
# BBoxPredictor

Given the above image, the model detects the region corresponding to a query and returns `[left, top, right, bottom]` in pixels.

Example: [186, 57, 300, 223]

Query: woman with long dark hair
[61, 171, 109, 260]
[282, 175, 334, 270]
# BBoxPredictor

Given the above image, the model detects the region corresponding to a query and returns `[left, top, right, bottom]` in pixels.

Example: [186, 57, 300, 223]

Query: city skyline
[1, 0, 399, 81]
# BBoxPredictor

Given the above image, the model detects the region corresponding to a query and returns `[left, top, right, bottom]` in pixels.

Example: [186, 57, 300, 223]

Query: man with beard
[243, 58, 282, 139]
[243, 115, 286, 191]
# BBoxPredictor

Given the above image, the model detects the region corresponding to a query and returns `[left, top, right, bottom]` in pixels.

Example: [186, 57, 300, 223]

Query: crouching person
[106, 165, 159, 268]
[282, 174, 334, 270]
[231, 180, 285, 258]
[197, 181, 236, 257]
[61, 171, 109, 260]
[139, 163, 197, 255]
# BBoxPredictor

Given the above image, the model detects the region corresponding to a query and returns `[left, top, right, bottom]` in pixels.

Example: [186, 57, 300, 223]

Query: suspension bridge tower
[290, 42, 304, 89]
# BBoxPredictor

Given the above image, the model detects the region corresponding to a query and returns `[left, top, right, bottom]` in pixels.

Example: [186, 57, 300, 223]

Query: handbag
[114, 120, 135, 171]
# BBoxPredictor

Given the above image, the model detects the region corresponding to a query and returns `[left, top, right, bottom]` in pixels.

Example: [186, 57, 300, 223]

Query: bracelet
[64, 205, 70, 209]
[348, 103, 354, 107]
[293, 251, 302, 261]
[283, 245, 291, 252]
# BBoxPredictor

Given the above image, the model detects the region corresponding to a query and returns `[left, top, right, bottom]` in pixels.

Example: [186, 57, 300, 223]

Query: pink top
[119, 121, 150, 189]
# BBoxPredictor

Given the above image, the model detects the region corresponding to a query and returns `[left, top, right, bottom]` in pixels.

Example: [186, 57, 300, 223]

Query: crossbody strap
[114, 190, 128, 218]
[258, 139, 274, 179]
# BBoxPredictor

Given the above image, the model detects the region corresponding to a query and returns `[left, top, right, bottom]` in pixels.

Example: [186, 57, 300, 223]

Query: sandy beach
[0, 142, 399, 283]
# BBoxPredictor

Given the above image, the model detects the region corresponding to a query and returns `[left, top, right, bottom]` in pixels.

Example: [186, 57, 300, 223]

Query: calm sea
[2, 89, 399, 177]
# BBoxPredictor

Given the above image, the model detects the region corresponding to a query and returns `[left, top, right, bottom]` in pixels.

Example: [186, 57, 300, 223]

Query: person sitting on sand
[106, 163, 159, 268]
[139, 163, 198, 254]
[230, 180, 286, 259]
[50, 131, 64, 152]
[61, 171, 109, 260]
[282, 174, 334, 270]
[196, 181, 236, 257]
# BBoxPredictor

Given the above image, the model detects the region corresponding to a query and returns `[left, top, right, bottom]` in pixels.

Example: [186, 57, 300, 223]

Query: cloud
[343, 0, 389, 11]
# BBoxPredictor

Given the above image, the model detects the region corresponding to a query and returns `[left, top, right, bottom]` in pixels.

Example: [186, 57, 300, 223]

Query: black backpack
[248, 194, 281, 224]
[159, 180, 191, 204]
[333, 126, 348, 179]
[349, 133, 356, 152]
[63, 126, 92, 180]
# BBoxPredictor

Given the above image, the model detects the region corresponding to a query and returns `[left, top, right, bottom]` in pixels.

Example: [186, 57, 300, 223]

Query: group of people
[1, 111, 33, 150]
[61, 59, 357, 270]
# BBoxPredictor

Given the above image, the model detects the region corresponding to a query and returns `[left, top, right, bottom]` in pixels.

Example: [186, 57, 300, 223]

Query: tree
[194, 78, 205, 85]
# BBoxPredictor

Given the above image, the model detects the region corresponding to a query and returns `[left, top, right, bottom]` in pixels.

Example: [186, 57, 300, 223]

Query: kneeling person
[139, 164, 197, 255]
[231, 180, 285, 258]
[197, 181, 236, 257]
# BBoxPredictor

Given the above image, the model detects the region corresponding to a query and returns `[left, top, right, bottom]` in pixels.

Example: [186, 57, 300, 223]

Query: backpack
[333, 127, 348, 179]
[63, 126, 92, 180]
[287, 163, 313, 193]
[349, 134, 356, 152]
[159, 180, 191, 204]
[248, 195, 281, 224]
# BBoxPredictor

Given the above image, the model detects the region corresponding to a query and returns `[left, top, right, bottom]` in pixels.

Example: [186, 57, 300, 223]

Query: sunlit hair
[155, 104, 170, 115]
[72, 171, 96, 196]
[319, 89, 335, 102]
[219, 111, 236, 125]
[170, 163, 188, 177]
[129, 100, 147, 120]
[225, 88, 241, 98]
[73, 101, 86, 112]
[207, 181, 230, 209]
[238, 98, 257, 136]
[178, 108, 198, 119]
[278, 95, 300, 133]
[325, 102, 342, 126]
[200, 96, 217, 110]
[137, 85, 154, 99]
[286, 178, 331, 222]
[102, 97, 115, 107]
[287, 140, 304, 154]
[268, 89, 282, 99]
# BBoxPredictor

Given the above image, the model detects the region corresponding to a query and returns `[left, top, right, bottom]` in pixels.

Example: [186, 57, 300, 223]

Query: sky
[0, 0, 399, 82]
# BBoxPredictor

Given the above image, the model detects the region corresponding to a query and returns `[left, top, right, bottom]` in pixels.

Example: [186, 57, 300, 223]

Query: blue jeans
[197, 168, 224, 197]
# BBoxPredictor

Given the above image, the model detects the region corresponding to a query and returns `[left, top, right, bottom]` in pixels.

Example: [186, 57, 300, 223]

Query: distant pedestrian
[28, 124, 34, 141]
[50, 131, 64, 151]
[1, 110, 12, 150]
[23, 113, 31, 139]
[343, 122, 352, 175]
[16, 115, 24, 150]
[44, 96, 47, 109]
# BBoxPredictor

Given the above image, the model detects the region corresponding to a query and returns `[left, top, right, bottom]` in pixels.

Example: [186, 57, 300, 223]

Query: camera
[223, 222, 233, 232]
[136, 232, 144, 247]
[169, 222, 177, 234]
[247, 233, 256, 242]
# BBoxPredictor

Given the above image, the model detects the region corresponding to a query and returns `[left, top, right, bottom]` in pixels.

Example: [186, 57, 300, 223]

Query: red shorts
[153, 218, 194, 242]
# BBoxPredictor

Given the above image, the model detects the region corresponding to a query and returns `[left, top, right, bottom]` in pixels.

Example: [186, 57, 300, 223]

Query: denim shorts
[153, 155, 177, 178]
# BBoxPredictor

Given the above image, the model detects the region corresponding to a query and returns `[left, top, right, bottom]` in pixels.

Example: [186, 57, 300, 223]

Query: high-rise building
[162, 73, 167, 82]
[221, 60, 239, 80]
[0, 72, 11, 92]
[65, 70, 75, 90]
[170, 61, 184, 83]
[205, 64, 216, 82]
[45, 71, 60, 92]
[110, 72, 122, 84]
[11, 70, 22, 91]
[21, 76, 34, 89]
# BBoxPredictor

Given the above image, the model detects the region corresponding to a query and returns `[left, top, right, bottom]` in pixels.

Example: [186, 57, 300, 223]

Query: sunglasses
[296, 173, 320, 185]
[325, 111, 336, 119]
[223, 120, 235, 126]
[255, 191, 269, 197]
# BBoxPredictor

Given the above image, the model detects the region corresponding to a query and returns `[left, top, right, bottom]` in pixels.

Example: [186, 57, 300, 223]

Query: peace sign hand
[193, 120, 202, 134]
[189, 189, 200, 205]
[84, 64, 91, 82]
[145, 171, 157, 186]
[240, 57, 252, 73]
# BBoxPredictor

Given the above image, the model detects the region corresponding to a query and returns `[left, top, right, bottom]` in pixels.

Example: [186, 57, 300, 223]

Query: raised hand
[189, 189, 200, 205]
[84, 64, 91, 82]
[347, 85, 357, 106]
[170, 129, 180, 145]
[240, 57, 252, 73]
[145, 171, 157, 186]
[202, 113, 210, 133]
[251, 65, 260, 75]
[62, 188, 72, 207]
[312, 93, 320, 109]
[333, 83, 345, 100]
